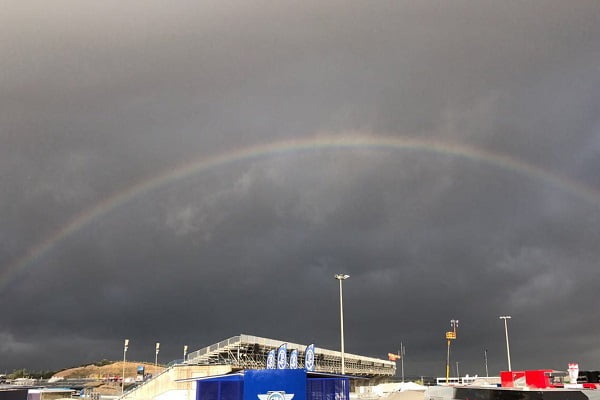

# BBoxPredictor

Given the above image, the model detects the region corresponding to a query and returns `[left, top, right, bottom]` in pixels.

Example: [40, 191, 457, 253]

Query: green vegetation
[93, 359, 113, 367]
[6, 360, 116, 380]
[7, 369, 55, 379]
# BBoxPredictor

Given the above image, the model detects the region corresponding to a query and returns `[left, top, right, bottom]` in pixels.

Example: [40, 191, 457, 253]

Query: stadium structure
[184, 334, 396, 377]
[119, 334, 396, 400]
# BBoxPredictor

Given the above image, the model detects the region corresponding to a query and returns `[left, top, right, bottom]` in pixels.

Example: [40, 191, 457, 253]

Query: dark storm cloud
[1, 0, 600, 378]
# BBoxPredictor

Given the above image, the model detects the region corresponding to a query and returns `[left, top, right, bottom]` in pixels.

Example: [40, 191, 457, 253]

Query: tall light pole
[334, 274, 349, 374]
[445, 319, 458, 384]
[122, 339, 129, 395]
[155, 342, 160, 368]
[400, 342, 405, 383]
[484, 349, 489, 377]
[499, 316, 512, 371]
[456, 361, 460, 382]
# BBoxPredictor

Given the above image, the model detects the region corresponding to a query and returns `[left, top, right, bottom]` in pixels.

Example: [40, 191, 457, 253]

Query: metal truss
[185, 334, 395, 378]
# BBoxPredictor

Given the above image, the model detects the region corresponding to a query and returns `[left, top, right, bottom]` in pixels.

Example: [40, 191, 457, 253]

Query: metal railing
[120, 364, 175, 400]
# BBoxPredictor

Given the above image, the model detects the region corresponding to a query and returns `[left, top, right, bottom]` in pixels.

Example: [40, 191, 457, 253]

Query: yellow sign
[445, 331, 456, 339]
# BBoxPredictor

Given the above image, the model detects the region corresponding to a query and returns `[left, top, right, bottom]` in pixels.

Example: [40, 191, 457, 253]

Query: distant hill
[53, 361, 164, 380]
[50, 361, 165, 396]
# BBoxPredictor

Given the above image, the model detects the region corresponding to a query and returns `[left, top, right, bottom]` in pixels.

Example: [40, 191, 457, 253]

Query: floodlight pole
[499, 316, 512, 371]
[334, 274, 350, 374]
[122, 339, 129, 395]
[155, 342, 160, 367]
[445, 319, 458, 384]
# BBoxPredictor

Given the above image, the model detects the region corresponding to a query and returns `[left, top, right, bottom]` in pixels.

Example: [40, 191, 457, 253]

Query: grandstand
[184, 334, 395, 377]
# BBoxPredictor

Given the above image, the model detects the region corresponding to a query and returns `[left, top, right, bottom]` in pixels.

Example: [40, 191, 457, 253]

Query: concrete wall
[120, 365, 233, 400]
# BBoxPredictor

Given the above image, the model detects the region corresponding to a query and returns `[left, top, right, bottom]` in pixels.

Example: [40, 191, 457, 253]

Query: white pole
[500, 316, 512, 371]
[484, 349, 489, 377]
[334, 274, 349, 375]
[401, 342, 405, 382]
[456, 361, 460, 382]
[339, 277, 345, 374]
[155, 342, 160, 367]
[122, 339, 129, 395]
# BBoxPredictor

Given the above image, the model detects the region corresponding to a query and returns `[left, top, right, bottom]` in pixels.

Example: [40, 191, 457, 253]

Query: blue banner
[246, 369, 306, 400]
[266, 349, 276, 369]
[289, 349, 298, 369]
[304, 344, 315, 371]
[277, 344, 287, 369]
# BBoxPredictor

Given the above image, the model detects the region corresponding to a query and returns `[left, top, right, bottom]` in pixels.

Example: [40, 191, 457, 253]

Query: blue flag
[289, 349, 299, 369]
[277, 344, 287, 369]
[305, 344, 315, 371]
[266, 349, 276, 369]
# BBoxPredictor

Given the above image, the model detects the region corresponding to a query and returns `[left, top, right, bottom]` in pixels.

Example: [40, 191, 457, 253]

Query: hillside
[53, 361, 164, 379]
[52, 361, 165, 396]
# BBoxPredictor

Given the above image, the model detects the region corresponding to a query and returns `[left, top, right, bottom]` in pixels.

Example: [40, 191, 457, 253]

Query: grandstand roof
[184, 334, 395, 377]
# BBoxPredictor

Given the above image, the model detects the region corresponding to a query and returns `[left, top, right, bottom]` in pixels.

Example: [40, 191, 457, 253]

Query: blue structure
[196, 369, 350, 400]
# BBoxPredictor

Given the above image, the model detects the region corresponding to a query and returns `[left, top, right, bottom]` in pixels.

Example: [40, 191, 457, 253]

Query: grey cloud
[1, 0, 600, 378]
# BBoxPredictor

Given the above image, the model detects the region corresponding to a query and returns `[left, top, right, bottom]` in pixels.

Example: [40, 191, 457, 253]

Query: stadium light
[122, 339, 129, 395]
[445, 319, 458, 383]
[155, 342, 160, 367]
[334, 274, 350, 374]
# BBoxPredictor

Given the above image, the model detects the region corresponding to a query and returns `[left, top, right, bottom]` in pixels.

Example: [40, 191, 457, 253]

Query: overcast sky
[2, 1, 600, 378]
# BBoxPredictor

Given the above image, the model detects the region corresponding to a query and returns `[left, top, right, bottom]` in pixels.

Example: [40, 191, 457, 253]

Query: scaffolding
[185, 334, 395, 377]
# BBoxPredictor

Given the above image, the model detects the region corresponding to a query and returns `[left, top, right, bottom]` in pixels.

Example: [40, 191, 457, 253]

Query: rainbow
[2, 133, 598, 291]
